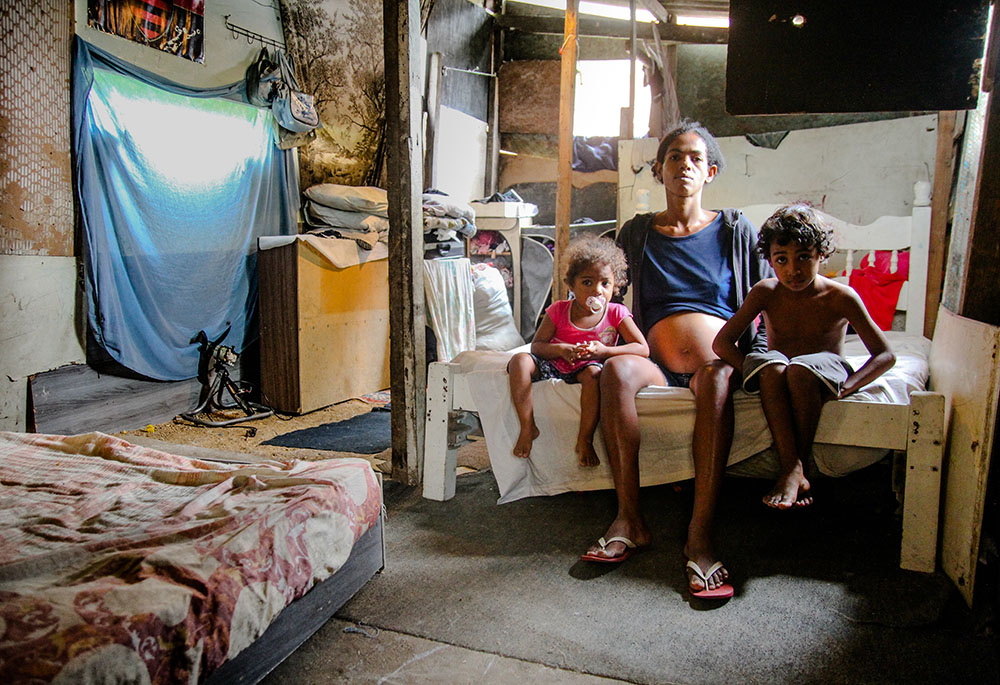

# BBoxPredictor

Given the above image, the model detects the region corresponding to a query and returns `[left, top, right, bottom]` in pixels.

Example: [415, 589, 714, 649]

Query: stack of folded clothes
[302, 183, 390, 250]
[423, 190, 477, 258]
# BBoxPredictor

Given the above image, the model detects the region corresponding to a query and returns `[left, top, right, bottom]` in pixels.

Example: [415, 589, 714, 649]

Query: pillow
[304, 184, 389, 217]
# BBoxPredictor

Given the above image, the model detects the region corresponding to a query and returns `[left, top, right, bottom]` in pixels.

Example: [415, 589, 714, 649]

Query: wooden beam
[497, 14, 727, 43]
[926, 111, 956, 338]
[960, 21, 1000, 326]
[485, 24, 503, 194]
[384, 0, 426, 486]
[554, 2, 578, 302]
[423, 52, 443, 190]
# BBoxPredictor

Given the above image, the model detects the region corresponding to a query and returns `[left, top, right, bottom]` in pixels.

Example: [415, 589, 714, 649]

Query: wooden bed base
[206, 516, 385, 684]
[423, 306, 1000, 597]
[422, 356, 945, 573]
[423, 199, 954, 573]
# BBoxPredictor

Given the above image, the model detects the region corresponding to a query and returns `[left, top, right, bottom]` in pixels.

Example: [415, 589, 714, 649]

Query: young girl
[507, 234, 649, 467]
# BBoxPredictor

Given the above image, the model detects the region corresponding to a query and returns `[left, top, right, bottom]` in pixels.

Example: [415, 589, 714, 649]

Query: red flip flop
[686, 560, 734, 599]
[580, 536, 637, 563]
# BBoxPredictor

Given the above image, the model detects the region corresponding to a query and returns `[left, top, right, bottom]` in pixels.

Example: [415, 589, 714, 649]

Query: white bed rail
[740, 202, 931, 335]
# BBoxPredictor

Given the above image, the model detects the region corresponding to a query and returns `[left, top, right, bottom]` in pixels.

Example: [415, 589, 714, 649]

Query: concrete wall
[618, 115, 939, 227]
[0, 2, 284, 431]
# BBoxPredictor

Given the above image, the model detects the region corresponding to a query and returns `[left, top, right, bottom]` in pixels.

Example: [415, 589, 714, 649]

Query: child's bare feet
[513, 424, 540, 459]
[763, 468, 812, 509]
[576, 439, 600, 467]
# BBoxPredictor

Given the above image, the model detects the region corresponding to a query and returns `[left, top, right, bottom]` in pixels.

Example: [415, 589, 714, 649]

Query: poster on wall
[87, 0, 205, 63]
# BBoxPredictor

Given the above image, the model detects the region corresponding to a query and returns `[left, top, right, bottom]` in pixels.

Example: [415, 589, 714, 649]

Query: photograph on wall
[87, 0, 205, 63]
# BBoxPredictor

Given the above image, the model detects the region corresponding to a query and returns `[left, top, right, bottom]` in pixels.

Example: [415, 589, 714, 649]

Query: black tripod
[179, 327, 273, 427]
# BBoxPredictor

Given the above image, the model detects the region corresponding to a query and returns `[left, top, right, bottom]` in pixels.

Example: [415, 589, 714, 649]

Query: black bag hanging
[245, 47, 281, 107]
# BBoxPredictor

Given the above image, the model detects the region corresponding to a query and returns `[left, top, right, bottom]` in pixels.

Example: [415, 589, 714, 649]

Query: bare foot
[583, 518, 650, 560]
[763, 469, 812, 509]
[576, 439, 600, 467]
[512, 423, 540, 459]
[683, 542, 730, 594]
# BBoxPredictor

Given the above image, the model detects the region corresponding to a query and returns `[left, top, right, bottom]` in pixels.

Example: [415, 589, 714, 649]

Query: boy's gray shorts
[742, 350, 854, 396]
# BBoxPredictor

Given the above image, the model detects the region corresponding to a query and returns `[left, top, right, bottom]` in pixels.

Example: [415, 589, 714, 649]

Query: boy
[712, 204, 895, 509]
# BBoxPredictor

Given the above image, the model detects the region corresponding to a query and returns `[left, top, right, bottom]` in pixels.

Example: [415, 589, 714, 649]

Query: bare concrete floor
[262, 618, 626, 684]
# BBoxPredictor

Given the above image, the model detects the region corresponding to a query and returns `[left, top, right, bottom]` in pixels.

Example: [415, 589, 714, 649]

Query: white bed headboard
[740, 202, 932, 336]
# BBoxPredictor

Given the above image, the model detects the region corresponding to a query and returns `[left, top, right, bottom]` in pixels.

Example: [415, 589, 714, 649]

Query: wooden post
[424, 52, 443, 191]
[925, 111, 956, 339]
[485, 24, 502, 196]
[959, 5, 1000, 325]
[553, 0, 578, 302]
[384, 0, 425, 486]
[624, 0, 636, 140]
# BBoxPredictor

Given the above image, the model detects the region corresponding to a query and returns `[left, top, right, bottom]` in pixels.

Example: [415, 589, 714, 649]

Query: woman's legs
[583, 355, 665, 559]
[575, 365, 602, 467]
[684, 360, 737, 592]
[507, 353, 540, 459]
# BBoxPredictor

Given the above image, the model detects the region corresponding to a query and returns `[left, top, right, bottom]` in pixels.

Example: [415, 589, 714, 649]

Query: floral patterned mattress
[0, 431, 382, 683]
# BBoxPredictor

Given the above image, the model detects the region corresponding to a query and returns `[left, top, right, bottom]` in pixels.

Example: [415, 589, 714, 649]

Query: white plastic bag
[472, 264, 525, 351]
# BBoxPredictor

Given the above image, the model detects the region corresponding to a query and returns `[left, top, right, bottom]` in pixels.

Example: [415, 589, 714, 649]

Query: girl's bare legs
[583, 355, 666, 559]
[507, 353, 540, 459]
[684, 360, 736, 592]
[575, 365, 602, 467]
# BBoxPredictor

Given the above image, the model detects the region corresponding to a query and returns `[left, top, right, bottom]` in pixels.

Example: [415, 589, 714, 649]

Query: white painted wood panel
[930, 306, 1000, 605]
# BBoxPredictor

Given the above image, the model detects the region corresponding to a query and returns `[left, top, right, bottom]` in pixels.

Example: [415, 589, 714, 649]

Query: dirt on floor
[117, 398, 490, 478]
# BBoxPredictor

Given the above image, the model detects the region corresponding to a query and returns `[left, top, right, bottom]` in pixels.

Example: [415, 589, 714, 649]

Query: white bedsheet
[454, 331, 930, 503]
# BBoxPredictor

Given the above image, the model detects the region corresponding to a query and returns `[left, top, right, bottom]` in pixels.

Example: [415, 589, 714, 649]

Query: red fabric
[847, 250, 909, 330]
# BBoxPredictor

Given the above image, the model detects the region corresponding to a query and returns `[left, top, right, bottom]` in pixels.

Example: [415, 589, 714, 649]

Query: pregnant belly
[647, 311, 726, 373]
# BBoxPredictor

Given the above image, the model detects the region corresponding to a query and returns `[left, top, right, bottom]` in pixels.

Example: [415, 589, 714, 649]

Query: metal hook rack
[224, 15, 285, 51]
[442, 65, 496, 79]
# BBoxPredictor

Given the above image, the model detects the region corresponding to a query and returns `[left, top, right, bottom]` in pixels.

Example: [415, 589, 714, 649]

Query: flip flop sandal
[580, 536, 637, 563]
[686, 560, 735, 599]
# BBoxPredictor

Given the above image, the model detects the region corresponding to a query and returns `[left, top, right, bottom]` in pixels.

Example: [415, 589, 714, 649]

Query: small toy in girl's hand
[585, 295, 606, 313]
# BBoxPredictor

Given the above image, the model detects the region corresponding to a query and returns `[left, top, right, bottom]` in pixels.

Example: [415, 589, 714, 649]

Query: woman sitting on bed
[580, 121, 771, 600]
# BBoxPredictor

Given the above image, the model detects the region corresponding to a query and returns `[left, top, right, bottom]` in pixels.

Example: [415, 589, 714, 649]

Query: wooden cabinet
[258, 237, 390, 414]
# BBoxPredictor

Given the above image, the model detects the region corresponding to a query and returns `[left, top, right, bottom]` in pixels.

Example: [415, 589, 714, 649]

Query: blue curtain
[72, 38, 299, 380]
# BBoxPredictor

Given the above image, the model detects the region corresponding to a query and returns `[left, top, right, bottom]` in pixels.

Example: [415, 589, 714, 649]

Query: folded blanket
[424, 214, 476, 237]
[305, 183, 388, 217]
[422, 193, 476, 222]
[305, 201, 389, 234]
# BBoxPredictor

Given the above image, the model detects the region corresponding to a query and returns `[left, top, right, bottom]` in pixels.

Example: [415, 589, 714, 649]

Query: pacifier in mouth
[585, 295, 606, 313]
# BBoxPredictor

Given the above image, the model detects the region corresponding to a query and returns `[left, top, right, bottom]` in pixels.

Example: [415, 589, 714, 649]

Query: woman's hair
[656, 119, 726, 174]
[564, 233, 628, 294]
[756, 203, 835, 259]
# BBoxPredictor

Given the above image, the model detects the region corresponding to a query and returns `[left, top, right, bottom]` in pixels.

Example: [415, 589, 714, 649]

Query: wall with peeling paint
[0, 2, 284, 430]
[617, 115, 938, 228]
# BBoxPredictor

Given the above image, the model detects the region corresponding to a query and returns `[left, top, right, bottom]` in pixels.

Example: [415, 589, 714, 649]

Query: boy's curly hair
[564, 233, 628, 295]
[756, 204, 835, 260]
[656, 119, 726, 174]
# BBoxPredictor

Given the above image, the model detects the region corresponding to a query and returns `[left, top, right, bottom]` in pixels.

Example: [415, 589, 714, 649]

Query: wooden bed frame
[422, 202, 948, 573]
